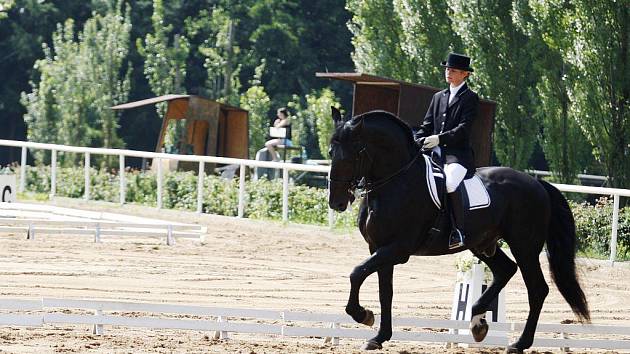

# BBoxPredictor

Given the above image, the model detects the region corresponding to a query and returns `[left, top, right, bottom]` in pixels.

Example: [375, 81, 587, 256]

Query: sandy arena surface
[1, 198, 629, 353]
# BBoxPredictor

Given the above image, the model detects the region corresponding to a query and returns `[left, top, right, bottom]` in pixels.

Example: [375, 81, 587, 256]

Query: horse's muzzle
[329, 191, 354, 212]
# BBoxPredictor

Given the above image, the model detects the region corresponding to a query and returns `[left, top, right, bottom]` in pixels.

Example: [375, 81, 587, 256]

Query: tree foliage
[393, 0, 463, 86]
[561, 1, 629, 188]
[240, 61, 271, 159]
[137, 0, 190, 152]
[515, 0, 595, 183]
[447, 0, 539, 170]
[21, 1, 132, 166]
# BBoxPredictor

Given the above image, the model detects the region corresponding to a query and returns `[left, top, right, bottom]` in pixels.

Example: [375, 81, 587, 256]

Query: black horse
[327, 108, 590, 353]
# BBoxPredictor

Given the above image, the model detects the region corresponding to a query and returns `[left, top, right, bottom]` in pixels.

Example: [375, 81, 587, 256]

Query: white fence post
[84, 152, 90, 200]
[323, 322, 339, 345]
[156, 158, 162, 209]
[119, 154, 125, 205]
[282, 167, 289, 222]
[610, 194, 620, 264]
[327, 170, 334, 229]
[213, 316, 228, 340]
[197, 161, 204, 213]
[27, 223, 34, 240]
[166, 225, 174, 246]
[92, 309, 104, 335]
[50, 149, 57, 198]
[19, 146, 26, 193]
[94, 223, 101, 243]
[238, 164, 246, 218]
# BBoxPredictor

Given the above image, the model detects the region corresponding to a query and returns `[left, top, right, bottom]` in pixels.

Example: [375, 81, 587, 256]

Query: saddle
[423, 153, 491, 212]
[422, 154, 492, 252]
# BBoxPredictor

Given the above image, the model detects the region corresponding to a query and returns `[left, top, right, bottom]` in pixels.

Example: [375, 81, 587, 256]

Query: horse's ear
[331, 106, 343, 125]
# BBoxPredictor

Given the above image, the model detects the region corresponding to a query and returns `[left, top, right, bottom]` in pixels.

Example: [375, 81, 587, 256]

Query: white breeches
[444, 163, 467, 193]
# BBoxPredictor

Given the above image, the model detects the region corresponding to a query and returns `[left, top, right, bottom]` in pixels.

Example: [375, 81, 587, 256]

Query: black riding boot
[448, 187, 466, 250]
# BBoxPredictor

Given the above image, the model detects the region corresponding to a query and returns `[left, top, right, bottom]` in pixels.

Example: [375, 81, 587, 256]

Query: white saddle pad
[463, 175, 491, 210]
[423, 155, 491, 210]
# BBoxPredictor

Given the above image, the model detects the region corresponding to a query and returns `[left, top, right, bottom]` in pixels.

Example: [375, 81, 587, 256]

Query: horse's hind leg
[507, 251, 549, 353]
[469, 248, 517, 342]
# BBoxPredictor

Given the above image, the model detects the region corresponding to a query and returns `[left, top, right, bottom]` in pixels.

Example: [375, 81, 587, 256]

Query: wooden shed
[112, 95, 249, 162]
[316, 73, 496, 168]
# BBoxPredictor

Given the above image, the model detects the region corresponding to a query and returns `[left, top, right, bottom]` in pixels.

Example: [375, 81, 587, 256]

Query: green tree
[21, 2, 132, 166]
[246, 0, 353, 108]
[288, 88, 341, 159]
[515, 0, 594, 182]
[137, 0, 190, 152]
[0, 0, 13, 19]
[240, 61, 271, 158]
[558, 2, 629, 188]
[188, 7, 241, 105]
[0, 1, 94, 164]
[313, 89, 342, 159]
[346, 0, 417, 81]
[393, 0, 464, 86]
[448, 0, 539, 170]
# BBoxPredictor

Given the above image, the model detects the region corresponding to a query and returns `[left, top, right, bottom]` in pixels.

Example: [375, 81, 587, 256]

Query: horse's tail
[539, 179, 590, 322]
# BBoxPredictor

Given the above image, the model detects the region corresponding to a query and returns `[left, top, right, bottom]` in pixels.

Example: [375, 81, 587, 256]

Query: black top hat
[440, 52, 474, 72]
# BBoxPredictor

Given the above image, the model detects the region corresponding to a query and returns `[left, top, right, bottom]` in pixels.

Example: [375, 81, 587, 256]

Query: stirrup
[449, 229, 464, 250]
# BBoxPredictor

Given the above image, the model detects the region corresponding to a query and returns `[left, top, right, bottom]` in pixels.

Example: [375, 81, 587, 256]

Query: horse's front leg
[360, 265, 394, 350]
[345, 243, 409, 349]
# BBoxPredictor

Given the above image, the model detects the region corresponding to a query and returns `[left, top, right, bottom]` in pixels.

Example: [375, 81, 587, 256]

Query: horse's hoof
[360, 339, 382, 350]
[470, 317, 488, 342]
[361, 309, 374, 326]
[505, 344, 523, 353]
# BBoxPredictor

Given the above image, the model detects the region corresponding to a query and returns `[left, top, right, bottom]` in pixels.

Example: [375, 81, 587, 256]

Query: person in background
[265, 107, 292, 161]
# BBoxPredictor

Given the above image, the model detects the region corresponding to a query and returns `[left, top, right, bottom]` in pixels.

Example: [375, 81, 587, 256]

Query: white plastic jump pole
[282, 167, 289, 222]
[84, 152, 90, 200]
[197, 161, 204, 213]
[50, 149, 57, 198]
[119, 154, 125, 205]
[19, 146, 26, 193]
[238, 164, 246, 218]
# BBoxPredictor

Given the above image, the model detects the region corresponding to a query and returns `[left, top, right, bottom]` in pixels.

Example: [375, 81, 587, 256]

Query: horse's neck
[367, 147, 414, 181]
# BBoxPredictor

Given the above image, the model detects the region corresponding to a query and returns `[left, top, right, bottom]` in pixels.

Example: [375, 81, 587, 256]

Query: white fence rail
[1, 140, 628, 262]
[0, 298, 629, 351]
[0, 139, 332, 226]
[0, 202, 204, 244]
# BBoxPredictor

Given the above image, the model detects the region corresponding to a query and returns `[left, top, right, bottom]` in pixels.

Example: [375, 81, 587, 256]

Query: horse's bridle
[328, 145, 372, 194]
[328, 143, 421, 197]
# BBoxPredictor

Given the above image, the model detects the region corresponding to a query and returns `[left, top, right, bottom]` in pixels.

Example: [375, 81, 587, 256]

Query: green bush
[17, 166, 629, 257]
[570, 197, 630, 261]
[18, 166, 358, 228]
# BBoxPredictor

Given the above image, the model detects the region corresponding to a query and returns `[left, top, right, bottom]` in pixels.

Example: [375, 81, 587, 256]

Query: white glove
[422, 135, 440, 149]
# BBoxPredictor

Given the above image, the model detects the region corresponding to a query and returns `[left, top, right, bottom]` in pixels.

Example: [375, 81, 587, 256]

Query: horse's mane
[351, 110, 416, 150]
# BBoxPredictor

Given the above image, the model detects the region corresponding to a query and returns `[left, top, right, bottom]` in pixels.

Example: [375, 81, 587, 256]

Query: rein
[360, 150, 421, 195]
[329, 144, 421, 197]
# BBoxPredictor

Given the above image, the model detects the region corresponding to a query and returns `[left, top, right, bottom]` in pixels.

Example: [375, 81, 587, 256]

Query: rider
[414, 52, 479, 251]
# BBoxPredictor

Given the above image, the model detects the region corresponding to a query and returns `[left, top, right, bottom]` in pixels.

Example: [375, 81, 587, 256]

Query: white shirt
[449, 81, 466, 104]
